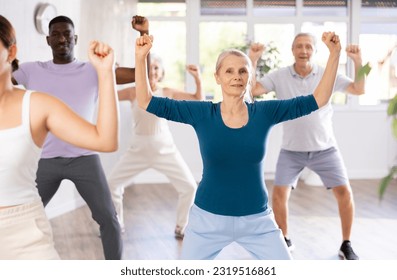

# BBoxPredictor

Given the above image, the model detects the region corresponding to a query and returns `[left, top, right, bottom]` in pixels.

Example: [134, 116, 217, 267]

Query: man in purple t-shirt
[12, 15, 148, 260]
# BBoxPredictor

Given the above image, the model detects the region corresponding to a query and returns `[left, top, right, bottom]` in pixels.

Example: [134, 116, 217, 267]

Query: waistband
[0, 199, 44, 225]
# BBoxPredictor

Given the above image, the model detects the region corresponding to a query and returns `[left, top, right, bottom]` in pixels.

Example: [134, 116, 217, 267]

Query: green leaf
[393, 118, 397, 139]
[356, 62, 372, 81]
[387, 95, 397, 116]
[379, 166, 397, 199]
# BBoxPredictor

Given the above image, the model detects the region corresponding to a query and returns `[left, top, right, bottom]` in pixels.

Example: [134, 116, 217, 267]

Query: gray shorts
[274, 147, 349, 189]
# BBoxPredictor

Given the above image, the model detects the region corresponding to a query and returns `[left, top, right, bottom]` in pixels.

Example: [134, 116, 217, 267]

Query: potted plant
[379, 94, 397, 199]
[234, 39, 281, 99]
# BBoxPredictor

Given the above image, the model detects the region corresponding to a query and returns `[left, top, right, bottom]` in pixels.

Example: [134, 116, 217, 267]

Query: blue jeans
[36, 155, 122, 260]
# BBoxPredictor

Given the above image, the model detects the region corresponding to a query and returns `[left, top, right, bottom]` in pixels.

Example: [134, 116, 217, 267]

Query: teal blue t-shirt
[147, 95, 318, 216]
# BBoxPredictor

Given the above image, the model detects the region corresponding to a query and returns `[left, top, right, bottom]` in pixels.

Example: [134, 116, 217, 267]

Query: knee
[272, 187, 290, 204]
[333, 185, 353, 202]
[93, 205, 119, 224]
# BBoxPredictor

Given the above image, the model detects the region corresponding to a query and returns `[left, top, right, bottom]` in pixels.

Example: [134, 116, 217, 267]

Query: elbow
[356, 89, 365, 96]
[350, 83, 366, 96]
[252, 85, 267, 97]
[196, 94, 205, 101]
[348, 89, 365, 96]
[109, 141, 119, 152]
[101, 142, 119, 153]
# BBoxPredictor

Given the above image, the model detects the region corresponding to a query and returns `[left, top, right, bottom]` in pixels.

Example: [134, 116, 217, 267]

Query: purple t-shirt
[13, 59, 98, 158]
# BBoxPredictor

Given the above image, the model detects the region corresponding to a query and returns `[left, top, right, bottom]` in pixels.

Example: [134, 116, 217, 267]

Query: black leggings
[36, 155, 122, 260]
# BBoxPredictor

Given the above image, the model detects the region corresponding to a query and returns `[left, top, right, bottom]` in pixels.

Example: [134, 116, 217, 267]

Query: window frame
[138, 0, 392, 110]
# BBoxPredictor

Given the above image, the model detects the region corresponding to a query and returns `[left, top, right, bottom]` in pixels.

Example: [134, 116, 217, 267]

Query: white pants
[0, 199, 60, 260]
[181, 205, 292, 260]
[108, 134, 197, 230]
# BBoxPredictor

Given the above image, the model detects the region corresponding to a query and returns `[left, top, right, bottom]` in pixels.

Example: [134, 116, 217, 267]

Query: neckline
[0, 91, 29, 133]
[47, 59, 79, 70]
[218, 102, 249, 130]
[0, 124, 23, 133]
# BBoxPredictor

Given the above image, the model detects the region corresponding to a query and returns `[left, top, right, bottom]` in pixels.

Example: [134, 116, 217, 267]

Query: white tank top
[0, 91, 42, 206]
[131, 88, 172, 136]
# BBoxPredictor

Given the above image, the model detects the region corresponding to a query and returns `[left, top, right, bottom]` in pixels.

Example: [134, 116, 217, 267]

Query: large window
[253, 0, 296, 16]
[301, 22, 348, 104]
[359, 27, 397, 105]
[254, 24, 295, 67]
[199, 22, 247, 100]
[359, 0, 397, 105]
[137, 1, 186, 90]
[137, 0, 396, 107]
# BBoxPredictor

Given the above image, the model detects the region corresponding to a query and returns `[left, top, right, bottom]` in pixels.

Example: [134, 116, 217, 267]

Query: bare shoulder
[31, 91, 57, 102]
[30, 91, 65, 110]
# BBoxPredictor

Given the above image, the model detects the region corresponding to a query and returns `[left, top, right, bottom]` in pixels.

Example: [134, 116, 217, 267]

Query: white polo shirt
[259, 64, 352, 151]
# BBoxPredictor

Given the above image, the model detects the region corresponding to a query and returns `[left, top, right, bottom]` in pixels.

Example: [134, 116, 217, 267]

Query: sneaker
[338, 240, 359, 260]
[284, 237, 295, 252]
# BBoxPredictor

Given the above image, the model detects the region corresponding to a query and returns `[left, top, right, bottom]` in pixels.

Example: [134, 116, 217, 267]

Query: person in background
[0, 15, 118, 259]
[108, 53, 201, 238]
[133, 31, 341, 259]
[11, 15, 148, 259]
[248, 32, 365, 260]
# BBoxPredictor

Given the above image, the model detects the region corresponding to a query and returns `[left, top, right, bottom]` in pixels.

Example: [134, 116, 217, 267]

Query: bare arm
[114, 62, 150, 86]
[345, 44, 365, 95]
[115, 67, 135, 84]
[115, 16, 150, 85]
[313, 32, 341, 108]
[248, 42, 271, 97]
[165, 64, 204, 101]
[117, 87, 136, 102]
[34, 41, 119, 152]
[135, 34, 154, 110]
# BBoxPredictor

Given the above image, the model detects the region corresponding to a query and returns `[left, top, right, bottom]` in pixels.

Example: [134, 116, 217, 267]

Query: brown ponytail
[11, 58, 19, 71]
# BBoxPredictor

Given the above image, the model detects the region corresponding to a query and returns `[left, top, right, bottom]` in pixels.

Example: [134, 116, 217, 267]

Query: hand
[321, 32, 341, 55]
[186, 64, 200, 79]
[132, 15, 149, 34]
[88, 41, 114, 70]
[346, 44, 362, 64]
[135, 34, 153, 59]
[248, 42, 265, 63]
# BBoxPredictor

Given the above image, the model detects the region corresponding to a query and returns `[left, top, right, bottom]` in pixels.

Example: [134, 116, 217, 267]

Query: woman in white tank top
[108, 54, 203, 238]
[0, 15, 118, 259]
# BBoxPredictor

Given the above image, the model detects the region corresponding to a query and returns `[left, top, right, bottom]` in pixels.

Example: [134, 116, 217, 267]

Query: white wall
[1, 0, 395, 219]
[0, 0, 138, 218]
[1, 0, 84, 218]
[0, 0, 81, 62]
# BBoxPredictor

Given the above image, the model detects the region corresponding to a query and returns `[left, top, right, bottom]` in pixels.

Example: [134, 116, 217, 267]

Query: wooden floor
[50, 179, 397, 260]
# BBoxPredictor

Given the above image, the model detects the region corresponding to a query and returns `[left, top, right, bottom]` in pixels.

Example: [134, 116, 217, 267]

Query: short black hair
[48, 15, 74, 30]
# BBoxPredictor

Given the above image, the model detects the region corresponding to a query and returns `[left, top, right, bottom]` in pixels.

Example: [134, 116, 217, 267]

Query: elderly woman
[133, 32, 341, 260]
